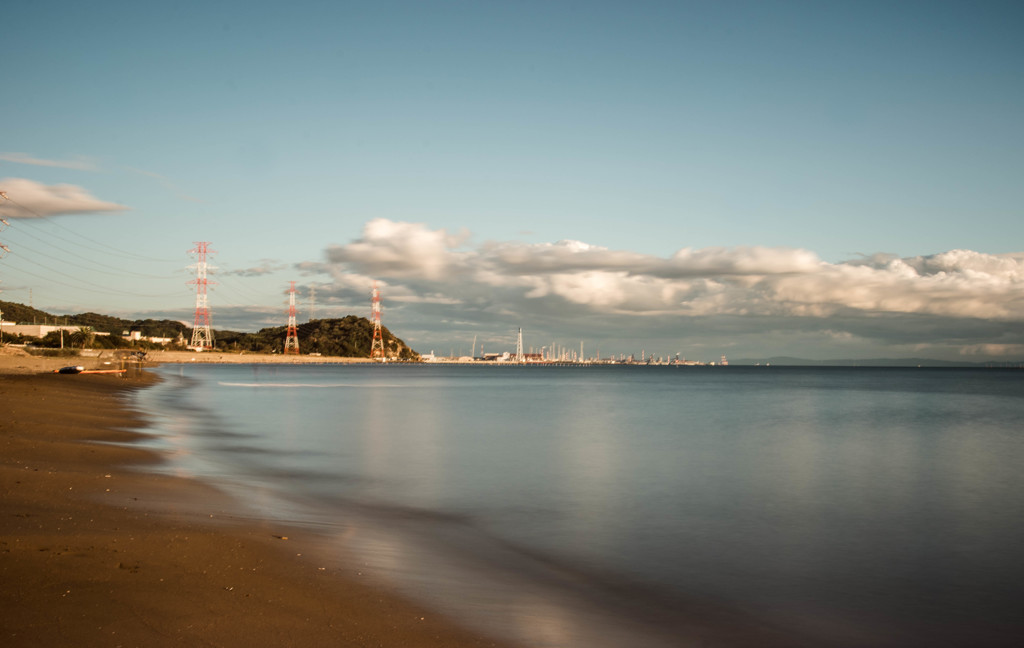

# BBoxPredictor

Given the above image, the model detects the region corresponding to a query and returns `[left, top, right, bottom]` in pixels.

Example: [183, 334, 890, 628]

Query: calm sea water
[135, 364, 1024, 647]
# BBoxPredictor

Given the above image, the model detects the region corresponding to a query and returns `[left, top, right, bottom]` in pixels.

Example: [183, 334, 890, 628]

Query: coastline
[0, 352, 510, 647]
[147, 349, 379, 365]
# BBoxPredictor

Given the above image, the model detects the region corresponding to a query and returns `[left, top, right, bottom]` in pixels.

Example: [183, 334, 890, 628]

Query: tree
[69, 326, 96, 348]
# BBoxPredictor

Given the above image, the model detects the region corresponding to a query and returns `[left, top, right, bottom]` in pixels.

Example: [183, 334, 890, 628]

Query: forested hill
[1, 301, 419, 358]
[0, 300, 188, 338]
[0, 301, 55, 324]
[220, 316, 418, 359]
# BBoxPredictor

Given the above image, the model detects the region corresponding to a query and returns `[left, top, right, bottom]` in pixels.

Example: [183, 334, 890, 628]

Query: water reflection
[135, 365, 1024, 647]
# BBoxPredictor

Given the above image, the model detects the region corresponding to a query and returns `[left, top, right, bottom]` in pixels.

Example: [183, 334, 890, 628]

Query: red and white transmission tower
[370, 281, 385, 361]
[284, 281, 300, 354]
[187, 242, 216, 350]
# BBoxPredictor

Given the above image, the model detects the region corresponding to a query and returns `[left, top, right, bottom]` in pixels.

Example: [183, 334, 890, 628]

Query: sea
[132, 364, 1024, 647]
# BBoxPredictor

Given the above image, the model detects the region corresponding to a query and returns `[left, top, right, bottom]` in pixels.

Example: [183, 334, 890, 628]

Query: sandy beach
[0, 348, 509, 647]
[147, 349, 380, 365]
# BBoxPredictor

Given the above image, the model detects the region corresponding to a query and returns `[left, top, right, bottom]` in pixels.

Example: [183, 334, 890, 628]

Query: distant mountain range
[731, 356, 1022, 368]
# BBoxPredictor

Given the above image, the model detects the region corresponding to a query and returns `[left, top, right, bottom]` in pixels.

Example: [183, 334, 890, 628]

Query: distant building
[2, 324, 82, 338]
[122, 329, 173, 345]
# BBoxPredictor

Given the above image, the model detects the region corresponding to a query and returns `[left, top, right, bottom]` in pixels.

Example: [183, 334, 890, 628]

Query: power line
[0, 191, 177, 262]
[3, 224, 175, 279]
[0, 217, 10, 258]
[215, 272, 281, 306]
[0, 256, 181, 299]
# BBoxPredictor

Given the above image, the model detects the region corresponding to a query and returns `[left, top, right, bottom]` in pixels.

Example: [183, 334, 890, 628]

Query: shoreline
[147, 349, 379, 365]
[0, 355, 511, 647]
[129, 361, 817, 648]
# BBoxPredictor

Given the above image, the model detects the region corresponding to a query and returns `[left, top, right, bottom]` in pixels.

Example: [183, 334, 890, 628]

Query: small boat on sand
[52, 366, 127, 375]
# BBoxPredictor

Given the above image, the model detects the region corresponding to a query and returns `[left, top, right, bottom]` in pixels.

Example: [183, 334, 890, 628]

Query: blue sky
[2, 1, 1023, 360]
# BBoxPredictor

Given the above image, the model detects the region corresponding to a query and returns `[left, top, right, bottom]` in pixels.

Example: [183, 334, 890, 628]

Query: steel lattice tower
[284, 281, 300, 354]
[370, 281, 385, 361]
[188, 242, 215, 350]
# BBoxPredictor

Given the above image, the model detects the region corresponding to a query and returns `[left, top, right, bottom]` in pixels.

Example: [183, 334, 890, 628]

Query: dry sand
[0, 348, 510, 648]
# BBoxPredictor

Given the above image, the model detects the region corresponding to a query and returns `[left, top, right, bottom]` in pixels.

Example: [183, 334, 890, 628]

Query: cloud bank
[309, 219, 1024, 360]
[0, 178, 127, 218]
[220, 260, 287, 277]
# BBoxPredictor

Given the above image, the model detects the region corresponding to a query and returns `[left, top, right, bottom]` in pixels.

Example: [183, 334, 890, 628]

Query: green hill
[1, 300, 189, 337]
[0, 301, 418, 359]
[0, 301, 55, 325]
[220, 316, 418, 359]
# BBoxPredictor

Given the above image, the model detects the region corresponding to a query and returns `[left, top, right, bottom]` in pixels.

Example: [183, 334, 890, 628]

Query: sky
[1, 0, 1023, 361]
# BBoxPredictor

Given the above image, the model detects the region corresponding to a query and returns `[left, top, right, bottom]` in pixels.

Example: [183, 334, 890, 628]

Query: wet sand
[0, 349, 509, 647]
[147, 349, 379, 365]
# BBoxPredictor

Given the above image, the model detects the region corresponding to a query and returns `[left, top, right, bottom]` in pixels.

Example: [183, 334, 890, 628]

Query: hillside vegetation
[1, 301, 188, 339]
[220, 316, 418, 359]
[0, 301, 418, 359]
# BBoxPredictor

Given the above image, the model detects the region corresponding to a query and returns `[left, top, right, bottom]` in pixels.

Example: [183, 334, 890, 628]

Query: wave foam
[217, 382, 403, 388]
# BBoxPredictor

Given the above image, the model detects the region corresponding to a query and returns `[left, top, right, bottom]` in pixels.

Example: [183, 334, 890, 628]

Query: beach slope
[0, 359, 507, 647]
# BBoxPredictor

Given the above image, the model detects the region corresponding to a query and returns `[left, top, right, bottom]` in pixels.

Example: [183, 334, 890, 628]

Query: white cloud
[312, 219, 1024, 360]
[0, 178, 127, 218]
[768, 253, 1024, 320]
[666, 246, 823, 277]
[959, 343, 1024, 356]
[326, 219, 471, 280]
